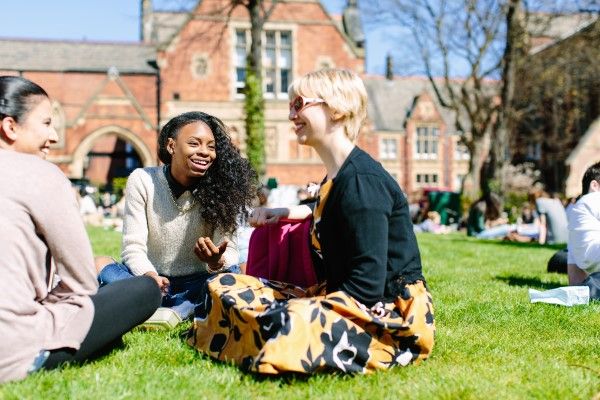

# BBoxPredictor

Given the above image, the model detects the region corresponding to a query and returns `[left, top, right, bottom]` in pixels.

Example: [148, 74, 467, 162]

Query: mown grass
[2, 227, 599, 399]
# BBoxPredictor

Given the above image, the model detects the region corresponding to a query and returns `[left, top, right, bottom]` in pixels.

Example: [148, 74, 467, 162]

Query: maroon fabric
[246, 217, 317, 287]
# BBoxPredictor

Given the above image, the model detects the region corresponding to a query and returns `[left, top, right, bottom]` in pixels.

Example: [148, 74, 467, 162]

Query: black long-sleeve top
[312, 147, 424, 306]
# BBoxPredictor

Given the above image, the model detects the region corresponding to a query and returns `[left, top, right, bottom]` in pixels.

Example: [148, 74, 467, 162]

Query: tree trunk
[244, 0, 266, 177]
[247, 0, 262, 78]
[463, 131, 491, 200]
[493, 0, 524, 193]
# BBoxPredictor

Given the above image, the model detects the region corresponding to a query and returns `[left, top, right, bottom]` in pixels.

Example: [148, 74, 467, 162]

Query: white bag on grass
[528, 286, 589, 306]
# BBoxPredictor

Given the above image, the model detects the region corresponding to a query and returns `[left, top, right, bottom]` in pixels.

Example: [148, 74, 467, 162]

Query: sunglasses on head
[289, 95, 326, 113]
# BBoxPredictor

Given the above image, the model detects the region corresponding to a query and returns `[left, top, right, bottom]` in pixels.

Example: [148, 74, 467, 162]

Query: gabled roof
[364, 76, 465, 134]
[528, 13, 598, 54]
[0, 39, 157, 74]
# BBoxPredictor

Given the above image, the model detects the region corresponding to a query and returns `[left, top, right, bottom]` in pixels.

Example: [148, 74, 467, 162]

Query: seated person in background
[79, 187, 104, 226]
[467, 192, 511, 239]
[567, 162, 600, 288]
[414, 211, 451, 234]
[407, 190, 422, 223]
[530, 185, 568, 245]
[97, 111, 257, 322]
[0, 75, 161, 383]
[505, 202, 541, 242]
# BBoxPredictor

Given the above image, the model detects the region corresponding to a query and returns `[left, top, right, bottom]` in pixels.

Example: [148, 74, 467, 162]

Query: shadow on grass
[476, 240, 566, 251]
[495, 275, 561, 290]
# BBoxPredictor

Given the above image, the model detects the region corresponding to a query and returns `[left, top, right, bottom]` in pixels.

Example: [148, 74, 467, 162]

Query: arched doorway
[70, 126, 155, 187]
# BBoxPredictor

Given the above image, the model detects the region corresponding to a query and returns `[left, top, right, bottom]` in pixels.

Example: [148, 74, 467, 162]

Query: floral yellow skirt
[188, 273, 434, 374]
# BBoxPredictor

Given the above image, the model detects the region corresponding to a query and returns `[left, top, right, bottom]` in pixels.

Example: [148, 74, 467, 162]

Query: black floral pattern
[320, 319, 372, 373]
[255, 301, 292, 342]
[188, 274, 434, 375]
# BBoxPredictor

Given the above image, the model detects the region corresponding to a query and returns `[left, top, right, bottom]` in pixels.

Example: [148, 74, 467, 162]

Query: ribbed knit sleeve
[121, 169, 156, 276]
[120, 167, 240, 277]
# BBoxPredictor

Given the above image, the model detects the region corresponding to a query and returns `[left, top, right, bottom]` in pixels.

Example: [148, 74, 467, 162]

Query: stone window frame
[414, 125, 440, 160]
[415, 173, 439, 186]
[231, 22, 296, 100]
[379, 137, 398, 160]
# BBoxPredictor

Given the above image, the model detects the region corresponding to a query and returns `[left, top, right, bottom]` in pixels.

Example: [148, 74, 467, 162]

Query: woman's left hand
[194, 237, 228, 271]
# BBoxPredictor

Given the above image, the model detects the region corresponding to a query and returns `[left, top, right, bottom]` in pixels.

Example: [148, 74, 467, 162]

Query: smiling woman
[0, 76, 58, 158]
[97, 111, 257, 323]
[189, 69, 434, 374]
[0, 76, 161, 383]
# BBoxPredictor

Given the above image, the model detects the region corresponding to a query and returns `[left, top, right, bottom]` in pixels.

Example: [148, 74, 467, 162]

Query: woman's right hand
[144, 271, 170, 295]
[249, 205, 313, 227]
[249, 207, 289, 227]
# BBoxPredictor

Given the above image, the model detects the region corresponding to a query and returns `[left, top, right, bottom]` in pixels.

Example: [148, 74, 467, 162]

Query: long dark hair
[0, 76, 49, 122]
[158, 111, 257, 233]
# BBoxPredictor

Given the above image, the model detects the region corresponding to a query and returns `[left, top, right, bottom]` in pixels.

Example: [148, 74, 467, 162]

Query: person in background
[189, 68, 434, 374]
[466, 192, 511, 239]
[530, 185, 568, 245]
[0, 75, 161, 383]
[567, 162, 600, 293]
[414, 211, 451, 234]
[96, 111, 257, 322]
[505, 202, 541, 242]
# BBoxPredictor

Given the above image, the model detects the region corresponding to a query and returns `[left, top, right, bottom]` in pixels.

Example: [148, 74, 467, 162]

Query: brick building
[513, 14, 599, 196]
[365, 76, 470, 195]
[0, 0, 470, 193]
[0, 40, 158, 184]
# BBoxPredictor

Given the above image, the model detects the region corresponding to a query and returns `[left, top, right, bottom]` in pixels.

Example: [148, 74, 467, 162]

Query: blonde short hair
[288, 68, 368, 142]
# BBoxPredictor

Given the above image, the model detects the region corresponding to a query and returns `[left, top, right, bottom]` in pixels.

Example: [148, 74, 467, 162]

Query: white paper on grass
[529, 286, 590, 306]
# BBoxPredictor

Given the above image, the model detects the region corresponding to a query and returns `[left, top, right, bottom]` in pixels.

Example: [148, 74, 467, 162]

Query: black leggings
[43, 276, 161, 369]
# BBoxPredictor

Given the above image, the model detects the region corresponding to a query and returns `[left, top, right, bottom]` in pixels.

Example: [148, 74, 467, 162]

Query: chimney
[342, 0, 365, 49]
[140, 0, 154, 43]
[385, 54, 393, 80]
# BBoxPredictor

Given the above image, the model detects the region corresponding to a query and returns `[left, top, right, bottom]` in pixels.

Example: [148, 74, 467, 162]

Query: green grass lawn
[2, 227, 599, 399]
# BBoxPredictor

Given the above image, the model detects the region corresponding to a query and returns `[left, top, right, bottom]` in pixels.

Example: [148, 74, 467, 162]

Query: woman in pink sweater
[0, 76, 161, 383]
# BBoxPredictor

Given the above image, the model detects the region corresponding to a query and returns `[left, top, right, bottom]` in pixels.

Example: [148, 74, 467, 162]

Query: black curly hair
[158, 111, 257, 233]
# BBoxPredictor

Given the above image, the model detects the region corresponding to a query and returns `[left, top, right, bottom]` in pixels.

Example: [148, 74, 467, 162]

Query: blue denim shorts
[98, 262, 241, 319]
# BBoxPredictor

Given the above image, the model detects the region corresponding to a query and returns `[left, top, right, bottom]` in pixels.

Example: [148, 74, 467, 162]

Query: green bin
[427, 191, 462, 225]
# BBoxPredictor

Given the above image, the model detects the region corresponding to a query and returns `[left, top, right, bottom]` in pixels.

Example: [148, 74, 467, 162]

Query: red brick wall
[158, 0, 364, 109]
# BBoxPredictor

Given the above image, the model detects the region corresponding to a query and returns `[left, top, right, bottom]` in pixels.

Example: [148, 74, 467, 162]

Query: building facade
[513, 14, 599, 195]
[0, 0, 470, 193]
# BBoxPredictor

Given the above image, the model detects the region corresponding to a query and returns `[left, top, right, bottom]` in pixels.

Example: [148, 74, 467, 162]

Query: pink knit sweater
[0, 150, 98, 382]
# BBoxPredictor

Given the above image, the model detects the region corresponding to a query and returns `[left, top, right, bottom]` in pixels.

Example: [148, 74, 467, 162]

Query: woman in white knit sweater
[98, 111, 257, 320]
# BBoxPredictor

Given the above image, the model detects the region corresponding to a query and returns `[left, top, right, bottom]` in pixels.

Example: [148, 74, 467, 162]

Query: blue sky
[0, 0, 394, 75]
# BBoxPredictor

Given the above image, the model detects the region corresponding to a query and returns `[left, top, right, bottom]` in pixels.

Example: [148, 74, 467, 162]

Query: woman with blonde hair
[188, 69, 434, 374]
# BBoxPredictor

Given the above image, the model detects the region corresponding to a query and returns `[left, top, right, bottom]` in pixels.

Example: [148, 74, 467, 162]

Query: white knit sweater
[121, 167, 238, 277]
